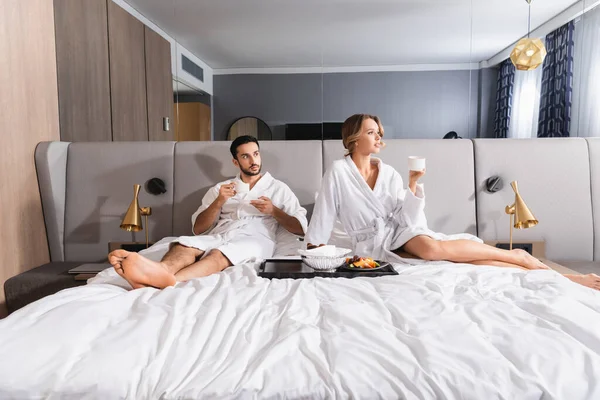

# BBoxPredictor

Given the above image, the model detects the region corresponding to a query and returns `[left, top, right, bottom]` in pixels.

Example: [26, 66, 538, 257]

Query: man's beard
[241, 164, 261, 176]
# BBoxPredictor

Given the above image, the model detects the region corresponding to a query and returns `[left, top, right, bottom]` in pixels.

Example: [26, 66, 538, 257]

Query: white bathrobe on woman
[174, 172, 307, 265]
[305, 157, 481, 264]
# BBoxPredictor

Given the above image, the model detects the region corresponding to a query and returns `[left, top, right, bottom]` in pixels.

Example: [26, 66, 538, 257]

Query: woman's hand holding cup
[408, 156, 426, 193]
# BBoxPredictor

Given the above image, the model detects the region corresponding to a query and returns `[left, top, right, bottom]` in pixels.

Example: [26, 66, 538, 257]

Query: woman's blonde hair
[341, 114, 384, 155]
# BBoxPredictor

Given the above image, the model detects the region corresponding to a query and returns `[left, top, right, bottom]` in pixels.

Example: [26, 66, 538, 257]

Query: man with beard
[108, 136, 307, 289]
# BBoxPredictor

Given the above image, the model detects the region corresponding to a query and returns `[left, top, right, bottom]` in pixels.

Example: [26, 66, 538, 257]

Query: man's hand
[250, 196, 275, 215]
[408, 169, 425, 194]
[253, 196, 304, 236]
[217, 183, 236, 204]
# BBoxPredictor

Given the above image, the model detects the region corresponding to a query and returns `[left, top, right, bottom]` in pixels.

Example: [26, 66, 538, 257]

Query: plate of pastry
[340, 256, 390, 271]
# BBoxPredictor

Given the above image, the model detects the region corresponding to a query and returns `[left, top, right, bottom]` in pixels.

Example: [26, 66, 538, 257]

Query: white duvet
[1, 260, 600, 399]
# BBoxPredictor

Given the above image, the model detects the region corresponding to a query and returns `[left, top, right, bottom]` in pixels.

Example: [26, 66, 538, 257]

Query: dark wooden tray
[258, 259, 398, 279]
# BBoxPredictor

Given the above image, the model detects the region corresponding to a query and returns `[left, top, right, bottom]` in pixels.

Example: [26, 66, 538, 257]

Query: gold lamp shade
[120, 184, 143, 231]
[505, 181, 538, 249]
[510, 38, 547, 71]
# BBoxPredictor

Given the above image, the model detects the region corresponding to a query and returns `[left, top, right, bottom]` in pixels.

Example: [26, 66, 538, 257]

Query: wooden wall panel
[54, 0, 112, 142]
[174, 103, 211, 141]
[0, 0, 60, 317]
[108, 0, 148, 141]
[145, 26, 174, 141]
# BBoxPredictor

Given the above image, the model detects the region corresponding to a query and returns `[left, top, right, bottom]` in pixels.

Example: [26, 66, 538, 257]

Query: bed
[1, 251, 599, 398]
[1, 138, 599, 399]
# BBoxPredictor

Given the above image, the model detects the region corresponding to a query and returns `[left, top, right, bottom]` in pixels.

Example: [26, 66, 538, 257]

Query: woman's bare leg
[472, 261, 600, 290]
[403, 241, 600, 290]
[470, 260, 527, 270]
[401, 235, 549, 270]
[563, 274, 600, 290]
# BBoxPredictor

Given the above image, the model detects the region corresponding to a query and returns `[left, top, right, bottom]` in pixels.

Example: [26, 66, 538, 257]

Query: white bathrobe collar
[344, 156, 387, 216]
[235, 171, 273, 193]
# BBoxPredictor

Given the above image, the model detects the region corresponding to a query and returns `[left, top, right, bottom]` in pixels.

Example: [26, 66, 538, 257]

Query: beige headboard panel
[587, 138, 600, 261]
[35, 139, 595, 263]
[323, 139, 478, 236]
[36, 140, 322, 262]
[63, 142, 176, 262]
[172, 141, 323, 236]
[35, 142, 70, 262]
[473, 138, 593, 261]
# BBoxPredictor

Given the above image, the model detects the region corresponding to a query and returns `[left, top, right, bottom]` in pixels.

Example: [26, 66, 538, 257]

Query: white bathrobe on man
[173, 172, 307, 265]
[305, 157, 480, 264]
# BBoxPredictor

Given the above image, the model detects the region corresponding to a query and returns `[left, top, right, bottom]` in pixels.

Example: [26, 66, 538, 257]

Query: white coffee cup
[234, 180, 250, 194]
[408, 156, 426, 171]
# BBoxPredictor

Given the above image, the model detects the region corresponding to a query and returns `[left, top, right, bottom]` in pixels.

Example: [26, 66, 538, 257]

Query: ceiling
[125, 0, 581, 69]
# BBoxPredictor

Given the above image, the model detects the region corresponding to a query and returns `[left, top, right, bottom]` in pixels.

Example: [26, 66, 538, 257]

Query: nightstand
[484, 240, 546, 258]
[67, 262, 112, 279]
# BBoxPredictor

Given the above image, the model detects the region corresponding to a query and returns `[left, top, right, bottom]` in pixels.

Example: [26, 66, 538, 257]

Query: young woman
[305, 114, 600, 290]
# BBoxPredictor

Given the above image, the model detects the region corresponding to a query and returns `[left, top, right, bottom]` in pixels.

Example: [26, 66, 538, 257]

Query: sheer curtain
[571, 6, 600, 137]
[508, 67, 543, 138]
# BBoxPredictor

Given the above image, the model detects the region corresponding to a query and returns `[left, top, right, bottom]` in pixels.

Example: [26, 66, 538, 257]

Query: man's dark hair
[230, 135, 260, 159]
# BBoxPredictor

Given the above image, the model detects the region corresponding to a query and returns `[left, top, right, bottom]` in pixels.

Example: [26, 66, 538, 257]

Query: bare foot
[565, 274, 600, 291]
[512, 249, 550, 270]
[108, 250, 176, 290]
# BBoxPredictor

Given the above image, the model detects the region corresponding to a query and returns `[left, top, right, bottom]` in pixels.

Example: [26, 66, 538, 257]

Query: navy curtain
[538, 21, 575, 137]
[494, 59, 515, 138]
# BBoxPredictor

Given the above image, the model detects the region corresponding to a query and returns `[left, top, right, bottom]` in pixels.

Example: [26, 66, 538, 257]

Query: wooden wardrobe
[53, 0, 174, 142]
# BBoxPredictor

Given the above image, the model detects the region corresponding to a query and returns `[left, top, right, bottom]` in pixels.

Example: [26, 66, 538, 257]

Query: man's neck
[241, 173, 262, 189]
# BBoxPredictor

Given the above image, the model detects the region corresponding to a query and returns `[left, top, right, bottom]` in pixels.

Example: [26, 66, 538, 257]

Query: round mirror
[227, 116, 273, 141]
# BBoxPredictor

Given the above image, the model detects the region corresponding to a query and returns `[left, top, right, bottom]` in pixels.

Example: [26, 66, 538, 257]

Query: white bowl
[298, 247, 352, 272]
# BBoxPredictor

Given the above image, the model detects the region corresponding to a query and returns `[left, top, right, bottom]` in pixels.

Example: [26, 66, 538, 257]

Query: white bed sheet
[1, 261, 599, 399]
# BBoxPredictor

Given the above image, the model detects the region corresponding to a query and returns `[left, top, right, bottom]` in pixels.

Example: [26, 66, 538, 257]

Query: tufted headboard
[473, 138, 594, 261]
[35, 138, 599, 263]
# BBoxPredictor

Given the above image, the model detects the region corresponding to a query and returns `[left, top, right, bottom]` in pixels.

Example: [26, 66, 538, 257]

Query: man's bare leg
[174, 249, 232, 282]
[161, 244, 204, 274]
[401, 236, 550, 270]
[108, 244, 204, 289]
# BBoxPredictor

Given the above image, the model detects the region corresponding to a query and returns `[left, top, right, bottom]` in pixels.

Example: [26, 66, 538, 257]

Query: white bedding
[1, 261, 600, 399]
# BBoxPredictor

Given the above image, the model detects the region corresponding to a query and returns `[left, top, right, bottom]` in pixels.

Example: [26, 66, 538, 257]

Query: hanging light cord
[528, 0, 531, 38]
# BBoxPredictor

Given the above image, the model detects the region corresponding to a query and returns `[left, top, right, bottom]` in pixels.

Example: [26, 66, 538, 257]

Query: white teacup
[408, 156, 426, 171]
[234, 180, 250, 194]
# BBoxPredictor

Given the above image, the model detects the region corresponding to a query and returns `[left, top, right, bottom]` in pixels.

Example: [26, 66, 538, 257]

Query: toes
[108, 255, 124, 266]
[109, 249, 130, 259]
[114, 264, 125, 276]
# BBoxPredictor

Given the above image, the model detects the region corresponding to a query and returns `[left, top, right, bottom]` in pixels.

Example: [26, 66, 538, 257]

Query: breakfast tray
[258, 259, 398, 280]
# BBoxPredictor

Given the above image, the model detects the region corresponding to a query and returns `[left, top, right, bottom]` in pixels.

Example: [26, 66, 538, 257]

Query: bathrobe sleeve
[190, 185, 221, 235]
[305, 168, 340, 246]
[274, 181, 309, 235]
[394, 171, 427, 228]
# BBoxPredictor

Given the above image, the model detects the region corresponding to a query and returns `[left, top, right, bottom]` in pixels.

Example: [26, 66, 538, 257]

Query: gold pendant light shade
[510, 38, 547, 71]
[510, 0, 547, 71]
